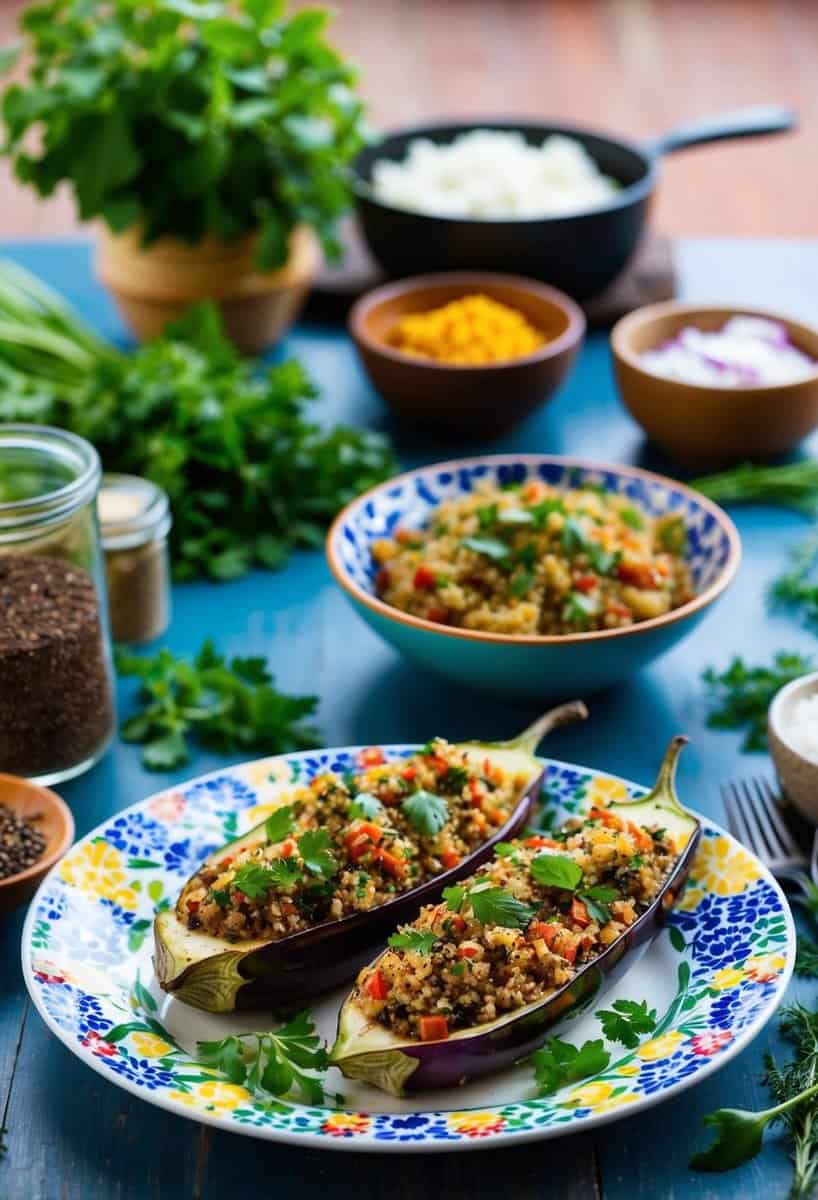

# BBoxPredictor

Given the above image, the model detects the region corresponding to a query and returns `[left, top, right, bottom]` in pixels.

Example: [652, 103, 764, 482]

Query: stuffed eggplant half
[154, 702, 586, 1012]
[331, 737, 700, 1096]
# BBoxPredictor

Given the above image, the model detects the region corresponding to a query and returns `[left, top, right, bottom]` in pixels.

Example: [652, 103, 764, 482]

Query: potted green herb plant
[1, 0, 365, 352]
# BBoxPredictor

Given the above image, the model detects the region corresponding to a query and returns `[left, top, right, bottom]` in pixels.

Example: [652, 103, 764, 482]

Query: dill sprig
[770, 531, 818, 631]
[693, 462, 818, 516]
[766, 1005, 818, 1198]
[796, 934, 818, 979]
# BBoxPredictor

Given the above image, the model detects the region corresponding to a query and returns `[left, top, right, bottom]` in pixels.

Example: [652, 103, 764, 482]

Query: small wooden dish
[349, 272, 585, 438]
[611, 302, 818, 466]
[0, 775, 75, 914]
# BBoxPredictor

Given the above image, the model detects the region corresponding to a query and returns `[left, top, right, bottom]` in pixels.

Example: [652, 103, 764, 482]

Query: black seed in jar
[0, 554, 114, 778]
[0, 803, 46, 879]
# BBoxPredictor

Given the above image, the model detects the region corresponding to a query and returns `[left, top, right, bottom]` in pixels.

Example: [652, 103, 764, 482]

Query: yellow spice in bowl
[388, 294, 547, 365]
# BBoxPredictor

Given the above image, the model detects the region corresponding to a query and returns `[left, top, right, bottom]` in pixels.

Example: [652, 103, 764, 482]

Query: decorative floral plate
[22, 747, 794, 1153]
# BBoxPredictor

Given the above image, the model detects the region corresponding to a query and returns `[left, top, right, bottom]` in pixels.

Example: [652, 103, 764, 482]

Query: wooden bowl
[97, 224, 321, 356]
[611, 302, 818, 467]
[0, 775, 74, 914]
[768, 671, 818, 825]
[349, 273, 585, 438]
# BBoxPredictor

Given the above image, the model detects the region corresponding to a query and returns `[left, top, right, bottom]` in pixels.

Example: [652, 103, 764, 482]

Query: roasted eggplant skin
[330, 736, 700, 1097]
[154, 701, 587, 1013]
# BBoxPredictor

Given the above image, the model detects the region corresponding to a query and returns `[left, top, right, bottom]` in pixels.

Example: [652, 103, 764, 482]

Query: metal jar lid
[97, 474, 172, 551]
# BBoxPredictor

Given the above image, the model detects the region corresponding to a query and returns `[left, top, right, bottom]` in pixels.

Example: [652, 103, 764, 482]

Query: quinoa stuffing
[177, 739, 526, 942]
[354, 806, 681, 1041]
[371, 479, 693, 635]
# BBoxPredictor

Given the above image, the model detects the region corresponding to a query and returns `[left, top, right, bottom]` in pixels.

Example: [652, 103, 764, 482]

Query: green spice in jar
[98, 475, 172, 644]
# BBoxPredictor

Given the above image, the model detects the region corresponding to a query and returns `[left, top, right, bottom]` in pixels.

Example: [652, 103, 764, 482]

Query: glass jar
[0, 424, 115, 785]
[98, 474, 172, 645]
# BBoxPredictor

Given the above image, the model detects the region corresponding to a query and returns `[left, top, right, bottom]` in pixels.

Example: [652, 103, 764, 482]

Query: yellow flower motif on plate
[60, 840, 138, 910]
[592, 1093, 638, 1114]
[322, 1112, 371, 1137]
[131, 1033, 172, 1059]
[447, 1111, 505, 1137]
[690, 835, 760, 897]
[585, 776, 630, 809]
[243, 793, 294, 828]
[566, 1080, 615, 1107]
[745, 954, 786, 983]
[636, 1031, 686, 1061]
[677, 885, 705, 913]
[194, 1081, 252, 1110]
[615, 1063, 640, 1077]
[712, 966, 744, 991]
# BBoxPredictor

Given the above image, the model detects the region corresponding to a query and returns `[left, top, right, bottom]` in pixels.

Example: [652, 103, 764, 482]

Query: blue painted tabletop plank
[1, 238, 817, 1199]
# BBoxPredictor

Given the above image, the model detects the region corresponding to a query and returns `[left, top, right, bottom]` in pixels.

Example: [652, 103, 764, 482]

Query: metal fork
[721, 776, 818, 892]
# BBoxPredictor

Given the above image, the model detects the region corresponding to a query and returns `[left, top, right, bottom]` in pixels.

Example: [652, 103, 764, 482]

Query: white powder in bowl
[371, 130, 620, 220]
[785, 692, 818, 762]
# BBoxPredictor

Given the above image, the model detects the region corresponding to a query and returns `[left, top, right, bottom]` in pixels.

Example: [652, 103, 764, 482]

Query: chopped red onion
[640, 316, 815, 387]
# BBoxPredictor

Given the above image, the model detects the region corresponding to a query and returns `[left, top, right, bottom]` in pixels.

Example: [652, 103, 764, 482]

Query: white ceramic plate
[22, 746, 794, 1151]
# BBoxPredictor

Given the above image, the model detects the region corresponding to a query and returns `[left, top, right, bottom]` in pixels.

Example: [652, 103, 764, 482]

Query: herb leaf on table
[796, 935, 818, 978]
[596, 998, 657, 1048]
[196, 1010, 331, 1106]
[532, 1036, 610, 1096]
[770, 532, 818, 631]
[692, 462, 818, 516]
[116, 638, 319, 769]
[702, 653, 814, 752]
[690, 1003, 818, 1191]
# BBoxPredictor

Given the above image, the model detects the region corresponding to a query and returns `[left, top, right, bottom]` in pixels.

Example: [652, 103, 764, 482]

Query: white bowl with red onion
[611, 302, 818, 466]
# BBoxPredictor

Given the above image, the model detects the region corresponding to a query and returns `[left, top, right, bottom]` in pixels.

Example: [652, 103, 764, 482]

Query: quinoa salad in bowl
[326, 456, 741, 700]
[371, 477, 692, 637]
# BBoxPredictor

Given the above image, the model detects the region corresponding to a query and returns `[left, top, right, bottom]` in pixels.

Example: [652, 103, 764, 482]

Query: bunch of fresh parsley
[116, 638, 319, 769]
[197, 1010, 331, 1105]
[1, 0, 365, 268]
[0, 267, 396, 580]
[702, 653, 814, 751]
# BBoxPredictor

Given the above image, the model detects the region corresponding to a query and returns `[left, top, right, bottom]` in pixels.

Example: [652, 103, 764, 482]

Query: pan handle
[646, 104, 797, 158]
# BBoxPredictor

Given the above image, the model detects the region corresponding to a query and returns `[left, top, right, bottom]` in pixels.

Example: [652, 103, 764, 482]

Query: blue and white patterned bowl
[326, 455, 741, 700]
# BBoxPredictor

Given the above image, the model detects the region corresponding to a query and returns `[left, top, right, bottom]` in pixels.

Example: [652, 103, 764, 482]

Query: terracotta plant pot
[96, 224, 321, 355]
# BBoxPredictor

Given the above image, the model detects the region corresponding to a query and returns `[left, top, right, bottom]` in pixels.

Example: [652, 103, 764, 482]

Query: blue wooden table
[2, 238, 818, 1200]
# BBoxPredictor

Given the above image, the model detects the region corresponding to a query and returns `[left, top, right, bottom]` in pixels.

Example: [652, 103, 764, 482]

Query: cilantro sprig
[117, 639, 319, 769]
[596, 998, 657, 1048]
[532, 1037, 610, 1096]
[702, 653, 814, 752]
[402, 791, 449, 836]
[196, 1011, 331, 1106]
[468, 883, 535, 929]
[388, 929, 439, 955]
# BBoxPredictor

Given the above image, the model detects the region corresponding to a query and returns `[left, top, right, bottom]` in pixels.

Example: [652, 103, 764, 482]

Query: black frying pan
[352, 105, 796, 299]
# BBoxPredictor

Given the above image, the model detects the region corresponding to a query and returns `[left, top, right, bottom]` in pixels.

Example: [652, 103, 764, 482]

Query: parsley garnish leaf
[532, 1036, 610, 1096]
[468, 886, 535, 929]
[402, 790, 449, 836]
[265, 806, 295, 844]
[297, 829, 336, 879]
[597, 998, 657, 1048]
[443, 884, 466, 912]
[388, 929, 439, 954]
[530, 853, 583, 891]
[348, 794, 382, 821]
[461, 535, 511, 562]
[196, 1010, 330, 1106]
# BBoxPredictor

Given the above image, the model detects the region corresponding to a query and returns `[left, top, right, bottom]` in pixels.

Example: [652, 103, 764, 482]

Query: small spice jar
[97, 475, 172, 645]
[0, 425, 115, 785]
